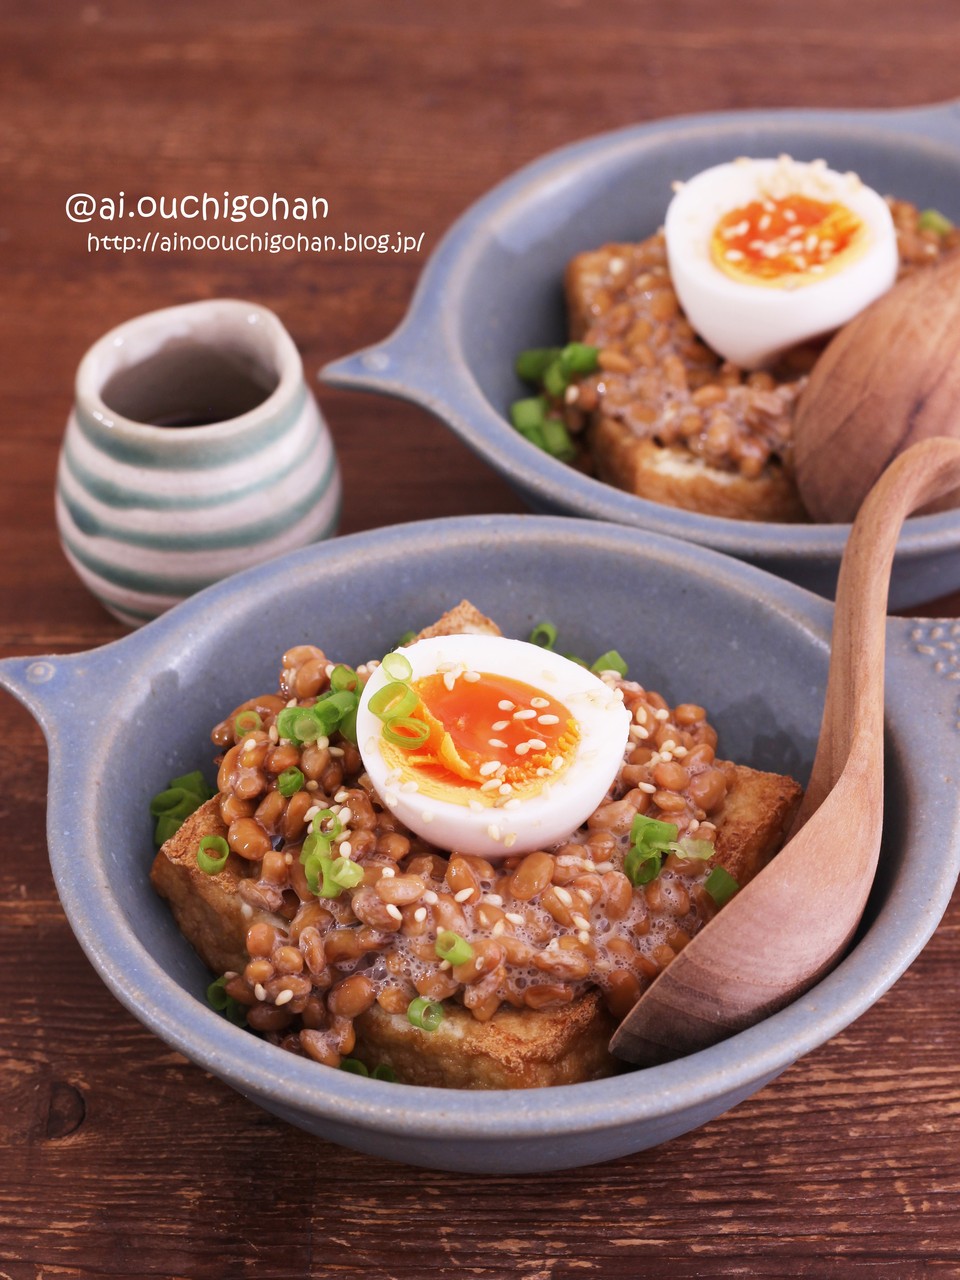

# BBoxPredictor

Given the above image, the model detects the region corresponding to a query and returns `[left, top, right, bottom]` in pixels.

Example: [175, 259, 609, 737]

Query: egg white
[664, 156, 898, 369]
[356, 635, 631, 859]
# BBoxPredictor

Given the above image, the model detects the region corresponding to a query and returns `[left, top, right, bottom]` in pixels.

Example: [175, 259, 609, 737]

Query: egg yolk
[711, 193, 865, 287]
[383, 671, 579, 804]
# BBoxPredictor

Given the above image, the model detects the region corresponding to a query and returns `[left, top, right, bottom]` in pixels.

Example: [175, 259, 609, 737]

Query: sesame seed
[660, 739, 676, 752]
[275, 989, 294, 1007]
[554, 886, 573, 906]
[339, 842, 353, 858]
[328, 746, 345, 758]
[268, 725, 279, 743]
[486, 824, 501, 841]
[634, 707, 648, 724]
[492, 919, 506, 937]
[305, 780, 319, 791]
[479, 760, 500, 777]
[488, 738, 508, 750]
[454, 887, 474, 902]
[443, 671, 457, 691]
[439, 959, 451, 971]
[498, 700, 515, 711]
[505, 912, 524, 925]
[572, 914, 591, 932]
[421, 811, 434, 824]
[481, 779, 501, 792]
[505, 799, 521, 811]
[655, 708, 670, 721]
[527, 739, 546, 751]
[380, 866, 396, 878]
[463, 670, 481, 683]
[498, 783, 513, 795]
[725, 249, 745, 261]
[504, 834, 517, 847]
[286, 697, 298, 707]
[537, 714, 560, 726]
[423, 890, 439, 905]
[673, 745, 688, 758]
[385, 904, 403, 922]
[316, 735, 330, 750]
[385, 792, 399, 807]
[414, 906, 427, 922]
[469, 800, 484, 812]
[284, 852, 293, 865]
[492, 720, 510, 731]
[759, 214, 772, 230]
[660, 751, 673, 763]
[338, 806, 352, 822]
[304, 805, 321, 823]
[551, 756, 564, 771]
[254, 983, 267, 1001]
[513, 708, 537, 720]
[437, 662, 454, 672]
[530, 697, 550, 708]
[515, 742, 530, 756]
[241, 903, 253, 918]
[334, 790, 349, 802]
[401, 781, 419, 793]
[485, 893, 503, 907]
[595, 861, 614, 873]
[577, 930, 591, 946]
[536, 767, 550, 777]
[637, 781, 657, 794]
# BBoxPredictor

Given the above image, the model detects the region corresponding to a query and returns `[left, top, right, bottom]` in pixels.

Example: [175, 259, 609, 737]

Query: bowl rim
[322, 100, 960, 566]
[10, 513, 960, 1143]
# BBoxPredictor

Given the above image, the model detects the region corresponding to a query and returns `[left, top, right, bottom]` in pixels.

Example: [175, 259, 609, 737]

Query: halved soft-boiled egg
[663, 155, 898, 368]
[356, 635, 631, 858]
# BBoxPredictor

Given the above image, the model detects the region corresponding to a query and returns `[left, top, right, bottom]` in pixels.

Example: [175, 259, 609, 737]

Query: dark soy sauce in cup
[101, 337, 279, 428]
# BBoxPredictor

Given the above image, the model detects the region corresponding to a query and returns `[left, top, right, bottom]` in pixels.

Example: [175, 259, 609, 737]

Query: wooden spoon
[794, 251, 960, 522]
[610, 436, 960, 1068]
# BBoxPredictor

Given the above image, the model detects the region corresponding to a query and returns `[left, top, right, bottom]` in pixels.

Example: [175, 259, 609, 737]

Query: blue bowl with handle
[2, 515, 958, 1172]
[321, 101, 960, 608]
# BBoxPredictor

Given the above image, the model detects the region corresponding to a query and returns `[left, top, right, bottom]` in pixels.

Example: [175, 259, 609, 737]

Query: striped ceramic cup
[56, 299, 341, 627]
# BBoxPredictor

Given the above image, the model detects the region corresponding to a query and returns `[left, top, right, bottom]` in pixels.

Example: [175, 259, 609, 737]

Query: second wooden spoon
[610, 436, 960, 1068]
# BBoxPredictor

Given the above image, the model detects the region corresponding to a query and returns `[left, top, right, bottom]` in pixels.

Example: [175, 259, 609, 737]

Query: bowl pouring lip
[322, 101, 960, 563]
[16, 512, 960, 1142]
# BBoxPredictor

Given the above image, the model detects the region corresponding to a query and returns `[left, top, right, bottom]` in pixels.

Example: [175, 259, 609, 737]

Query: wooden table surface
[3, 3, 960, 1276]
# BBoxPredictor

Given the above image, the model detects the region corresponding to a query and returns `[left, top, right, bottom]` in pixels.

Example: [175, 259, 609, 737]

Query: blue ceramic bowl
[322, 102, 960, 609]
[2, 516, 959, 1172]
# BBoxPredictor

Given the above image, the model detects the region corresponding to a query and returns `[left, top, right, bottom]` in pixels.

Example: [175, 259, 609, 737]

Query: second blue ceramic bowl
[322, 102, 960, 609]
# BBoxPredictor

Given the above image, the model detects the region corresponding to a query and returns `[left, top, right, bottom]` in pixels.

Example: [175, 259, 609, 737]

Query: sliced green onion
[540, 417, 576, 462]
[233, 709, 262, 737]
[515, 346, 561, 382]
[340, 1057, 370, 1076]
[368, 680, 418, 722]
[311, 809, 343, 840]
[918, 208, 953, 235]
[529, 621, 558, 650]
[330, 856, 364, 889]
[397, 630, 417, 647]
[382, 715, 430, 749]
[149, 788, 198, 817]
[300, 830, 332, 863]
[154, 814, 186, 846]
[668, 837, 715, 861]
[196, 834, 230, 875]
[372, 1063, 397, 1082]
[591, 649, 628, 677]
[624, 845, 663, 887]
[293, 711, 323, 743]
[542, 358, 568, 398]
[339, 704, 359, 745]
[705, 866, 739, 906]
[407, 996, 444, 1032]
[563, 652, 588, 668]
[560, 342, 600, 376]
[277, 766, 305, 797]
[510, 395, 548, 433]
[168, 770, 213, 798]
[630, 814, 679, 851]
[435, 930, 474, 966]
[330, 664, 359, 693]
[381, 651, 413, 682]
[275, 706, 303, 741]
[206, 976, 247, 1026]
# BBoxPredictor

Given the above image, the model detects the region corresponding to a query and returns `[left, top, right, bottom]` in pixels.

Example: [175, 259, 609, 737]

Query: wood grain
[2, 3, 960, 1276]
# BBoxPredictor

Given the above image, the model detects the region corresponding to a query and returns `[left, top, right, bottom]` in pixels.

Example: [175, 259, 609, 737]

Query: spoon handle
[795, 437, 960, 825]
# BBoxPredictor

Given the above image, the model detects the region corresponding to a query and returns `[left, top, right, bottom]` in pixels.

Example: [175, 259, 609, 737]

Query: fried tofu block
[414, 600, 501, 640]
[711, 762, 802, 887]
[589, 418, 807, 524]
[565, 245, 806, 523]
[150, 798, 253, 978]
